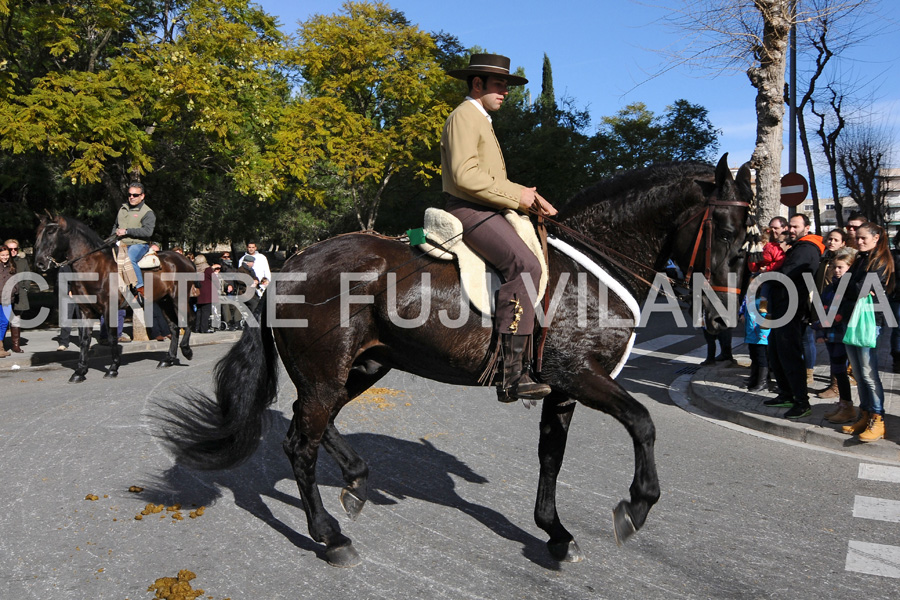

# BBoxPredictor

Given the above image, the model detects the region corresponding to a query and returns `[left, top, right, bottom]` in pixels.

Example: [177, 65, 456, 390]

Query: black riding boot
[500, 334, 551, 402]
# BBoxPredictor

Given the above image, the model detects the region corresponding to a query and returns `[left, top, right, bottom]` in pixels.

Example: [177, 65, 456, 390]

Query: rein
[47, 234, 118, 270]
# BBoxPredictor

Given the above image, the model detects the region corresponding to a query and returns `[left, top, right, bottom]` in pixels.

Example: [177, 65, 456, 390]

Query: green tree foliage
[0, 0, 722, 249]
[273, 1, 451, 230]
[593, 100, 720, 176]
[0, 0, 291, 245]
[539, 53, 557, 126]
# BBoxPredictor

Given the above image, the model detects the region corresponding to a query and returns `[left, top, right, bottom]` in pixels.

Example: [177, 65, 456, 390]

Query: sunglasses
[7, 247, 18, 251]
[128, 193, 142, 198]
[847, 225, 859, 230]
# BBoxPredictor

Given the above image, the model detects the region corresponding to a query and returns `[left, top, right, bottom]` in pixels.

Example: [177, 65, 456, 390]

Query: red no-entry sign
[780, 172, 809, 207]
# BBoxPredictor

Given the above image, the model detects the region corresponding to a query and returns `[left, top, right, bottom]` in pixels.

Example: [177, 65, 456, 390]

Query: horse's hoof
[181, 347, 193, 360]
[547, 539, 584, 562]
[325, 543, 361, 568]
[613, 501, 637, 546]
[339, 488, 366, 521]
[68, 374, 86, 384]
[104, 371, 118, 379]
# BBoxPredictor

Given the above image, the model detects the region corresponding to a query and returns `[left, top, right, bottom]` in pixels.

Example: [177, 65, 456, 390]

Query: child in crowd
[748, 228, 786, 313]
[812, 247, 857, 424]
[741, 281, 770, 392]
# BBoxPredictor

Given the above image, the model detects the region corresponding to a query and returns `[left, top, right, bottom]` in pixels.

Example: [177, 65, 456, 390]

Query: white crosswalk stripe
[846, 541, 900, 578]
[630, 333, 741, 365]
[853, 496, 900, 523]
[846, 463, 900, 578]
[859, 464, 900, 484]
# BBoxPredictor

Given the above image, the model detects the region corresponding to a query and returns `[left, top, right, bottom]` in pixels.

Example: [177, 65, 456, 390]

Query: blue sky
[257, 0, 900, 187]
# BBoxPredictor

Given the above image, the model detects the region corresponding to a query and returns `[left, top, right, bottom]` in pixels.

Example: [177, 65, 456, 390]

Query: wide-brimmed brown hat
[447, 53, 528, 86]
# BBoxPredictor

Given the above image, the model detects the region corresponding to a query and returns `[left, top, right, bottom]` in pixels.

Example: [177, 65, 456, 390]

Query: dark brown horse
[158, 155, 754, 567]
[33, 215, 197, 382]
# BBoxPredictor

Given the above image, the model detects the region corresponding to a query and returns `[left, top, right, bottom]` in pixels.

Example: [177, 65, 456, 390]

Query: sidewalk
[0, 324, 240, 377]
[689, 339, 900, 463]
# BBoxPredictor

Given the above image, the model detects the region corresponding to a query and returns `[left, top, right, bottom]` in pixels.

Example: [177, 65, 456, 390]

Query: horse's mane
[62, 216, 106, 249]
[559, 161, 715, 236]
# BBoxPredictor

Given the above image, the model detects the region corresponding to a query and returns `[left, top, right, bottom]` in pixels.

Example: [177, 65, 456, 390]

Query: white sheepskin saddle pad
[416, 207, 547, 316]
[137, 252, 161, 270]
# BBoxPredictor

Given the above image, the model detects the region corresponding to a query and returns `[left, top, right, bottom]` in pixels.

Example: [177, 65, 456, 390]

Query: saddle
[414, 207, 547, 316]
[137, 251, 161, 270]
[113, 245, 160, 293]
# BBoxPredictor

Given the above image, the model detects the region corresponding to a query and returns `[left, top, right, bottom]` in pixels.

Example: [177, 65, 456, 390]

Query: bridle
[38, 223, 116, 270]
[678, 196, 750, 295]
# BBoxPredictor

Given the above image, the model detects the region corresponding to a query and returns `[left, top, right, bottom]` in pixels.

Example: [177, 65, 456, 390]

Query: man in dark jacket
[764, 214, 824, 419]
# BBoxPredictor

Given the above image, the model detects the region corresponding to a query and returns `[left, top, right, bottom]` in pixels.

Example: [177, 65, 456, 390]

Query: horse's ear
[736, 162, 753, 197]
[714, 153, 732, 189]
[56, 216, 68, 230]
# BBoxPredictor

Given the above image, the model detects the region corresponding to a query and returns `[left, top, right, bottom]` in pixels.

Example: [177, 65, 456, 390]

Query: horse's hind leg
[320, 365, 389, 520]
[283, 391, 360, 567]
[322, 421, 369, 521]
[572, 371, 660, 545]
[535, 393, 585, 562]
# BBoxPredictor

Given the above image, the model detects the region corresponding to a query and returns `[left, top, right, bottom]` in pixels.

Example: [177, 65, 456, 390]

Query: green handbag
[842, 295, 877, 348]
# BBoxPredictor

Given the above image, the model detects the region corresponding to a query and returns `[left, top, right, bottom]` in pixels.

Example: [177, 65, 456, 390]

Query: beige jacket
[440, 100, 524, 210]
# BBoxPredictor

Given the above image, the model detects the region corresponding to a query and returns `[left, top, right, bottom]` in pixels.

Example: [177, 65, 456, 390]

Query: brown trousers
[446, 196, 541, 336]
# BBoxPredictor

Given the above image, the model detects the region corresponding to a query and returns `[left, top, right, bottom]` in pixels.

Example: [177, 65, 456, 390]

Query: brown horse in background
[33, 215, 197, 382]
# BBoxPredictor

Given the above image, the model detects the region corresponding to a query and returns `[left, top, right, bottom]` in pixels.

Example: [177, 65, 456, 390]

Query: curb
[689, 364, 900, 463]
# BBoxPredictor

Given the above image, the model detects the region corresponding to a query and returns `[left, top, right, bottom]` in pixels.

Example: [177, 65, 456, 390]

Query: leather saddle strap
[534, 202, 551, 374]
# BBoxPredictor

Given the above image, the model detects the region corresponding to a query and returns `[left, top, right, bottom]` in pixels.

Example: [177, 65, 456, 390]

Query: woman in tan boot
[837, 224, 892, 443]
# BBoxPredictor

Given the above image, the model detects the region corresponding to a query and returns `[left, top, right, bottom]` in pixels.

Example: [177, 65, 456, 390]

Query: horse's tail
[155, 297, 279, 470]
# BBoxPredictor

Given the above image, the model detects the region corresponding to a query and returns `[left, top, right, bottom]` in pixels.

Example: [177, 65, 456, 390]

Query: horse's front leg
[571, 368, 660, 545]
[283, 397, 359, 567]
[68, 324, 92, 383]
[104, 326, 121, 378]
[535, 392, 584, 562]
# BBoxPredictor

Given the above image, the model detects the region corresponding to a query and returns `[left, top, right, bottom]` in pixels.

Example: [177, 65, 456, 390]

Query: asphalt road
[1, 316, 899, 599]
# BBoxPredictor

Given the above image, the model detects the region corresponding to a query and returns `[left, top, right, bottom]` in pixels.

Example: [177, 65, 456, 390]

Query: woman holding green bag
[837, 222, 894, 442]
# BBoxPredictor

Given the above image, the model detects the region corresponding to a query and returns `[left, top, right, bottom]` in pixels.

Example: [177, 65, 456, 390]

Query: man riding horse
[112, 182, 155, 305]
[441, 53, 558, 403]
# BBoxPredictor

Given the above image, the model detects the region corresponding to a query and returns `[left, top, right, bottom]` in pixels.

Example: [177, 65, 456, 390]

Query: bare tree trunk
[811, 86, 847, 228]
[747, 0, 793, 227]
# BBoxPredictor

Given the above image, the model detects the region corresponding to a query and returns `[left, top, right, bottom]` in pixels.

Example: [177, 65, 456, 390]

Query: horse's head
[33, 213, 71, 272]
[674, 154, 756, 334]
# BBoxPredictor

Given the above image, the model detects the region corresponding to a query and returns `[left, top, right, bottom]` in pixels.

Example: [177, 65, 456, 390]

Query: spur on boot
[500, 334, 551, 402]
